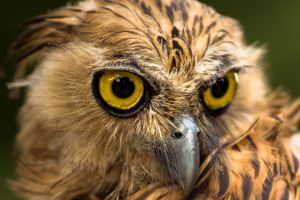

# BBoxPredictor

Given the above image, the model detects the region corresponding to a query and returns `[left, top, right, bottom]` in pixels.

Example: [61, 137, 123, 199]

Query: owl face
[14, 0, 268, 194]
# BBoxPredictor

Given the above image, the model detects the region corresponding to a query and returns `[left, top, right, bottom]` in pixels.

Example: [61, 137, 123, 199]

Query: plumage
[8, 0, 300, 199]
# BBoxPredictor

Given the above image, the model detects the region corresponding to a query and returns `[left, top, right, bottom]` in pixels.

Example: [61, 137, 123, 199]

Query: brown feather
[7, 0, 300, 200]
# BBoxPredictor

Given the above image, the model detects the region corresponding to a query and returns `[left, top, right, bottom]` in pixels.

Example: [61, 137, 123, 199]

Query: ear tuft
[7, 1, 99, 97]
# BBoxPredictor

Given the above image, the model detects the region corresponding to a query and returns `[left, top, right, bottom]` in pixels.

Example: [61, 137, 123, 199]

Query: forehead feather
[13, 0, 244, 81]
[80, 0, 243, 73]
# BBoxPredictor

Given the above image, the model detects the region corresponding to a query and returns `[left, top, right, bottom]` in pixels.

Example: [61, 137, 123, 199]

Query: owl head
[11, 0, 269, 198]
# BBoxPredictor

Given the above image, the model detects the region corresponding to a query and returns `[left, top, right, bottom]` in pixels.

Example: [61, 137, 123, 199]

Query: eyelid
[94, 62, 160, 95]
[198, 67, 241, 93]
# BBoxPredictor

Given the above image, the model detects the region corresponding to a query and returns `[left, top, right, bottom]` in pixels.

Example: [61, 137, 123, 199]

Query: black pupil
[112, 77, 135, 98]
[211, 77, 229, 98]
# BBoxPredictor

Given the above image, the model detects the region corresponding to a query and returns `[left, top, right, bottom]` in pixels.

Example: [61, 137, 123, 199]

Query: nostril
[173, 132, 184, 139]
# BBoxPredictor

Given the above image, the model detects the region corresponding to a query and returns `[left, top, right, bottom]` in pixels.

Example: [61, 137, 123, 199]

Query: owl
[8, 0, 300, 199]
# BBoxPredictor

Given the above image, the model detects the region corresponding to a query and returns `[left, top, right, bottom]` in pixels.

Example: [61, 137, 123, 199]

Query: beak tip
[178, 146, 200, 193]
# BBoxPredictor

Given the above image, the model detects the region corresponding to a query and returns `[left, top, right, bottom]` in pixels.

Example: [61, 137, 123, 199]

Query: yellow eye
[202, 72, 238, 113]
[92, 70, 149, 117]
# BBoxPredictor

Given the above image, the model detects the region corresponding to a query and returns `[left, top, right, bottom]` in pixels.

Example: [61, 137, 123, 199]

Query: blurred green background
[0, 0, 299, 199]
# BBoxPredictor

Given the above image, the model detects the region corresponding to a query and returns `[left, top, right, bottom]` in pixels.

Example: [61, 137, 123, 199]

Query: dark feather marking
[140, 2, 153, 17]
[95, 182, 118, 199]
[170, 2, 178, 10]
[106, 0, 163, 33]
[208, 54, 232, 70]
[280, 185, 289, 200]
[186, 187, 203, 200]
[292, 153, 299, 172]
[24, 15, 73, 25]
[205, 34, 211, 53]
[15, 44, 51, 64]
[112, 52, 125, 59]
[242, 175, 253, 200]
[195, 158, 215, 185]
[286, 151, 296, 180]
[72, 194, 90, 200]
[131, 3, 163, 34]
[273, 163, 279, 176]
[186, 28, 192, 45]
[192, 15, 199, 36]
[171, 57, 177, 69]
[232, 145, 240, 152]
[98, 7, 162, 60]
[98, 30, 147, 44]
[13, 26, 50, 49]
[166, 5, 174, 24]
[287, 162, 296, 180]
[107, 2, 164, 53]
[19, 23, 75, 44]
[246, 136, 257, 150]
[14, 24, 73, 50]
[183, 37, 193, 59]
[251, 157, 260, 178]
[138, 32, 162, 61]
[172, 40, 183, 54]
[13, 33, 64, 54]
[175, 50, 181, 61]
[134, 186, 161, 200]
[85, 10, 98, 14]
[157, 36, 169, 55]
[217, 165, 229, 198]
[211, 30, 230, 45]
[199, 16, 204, 36]
[173, 38, 192, 59]
[122, 45, 154, 54]
[45, 22, 75, 33]
[64, 8, 82, 12]
[98, 7, 136, 27]
[286, 102, 300, 120]
[180, 1, 188, 22]
[279, 161, 283, 175]
[205, 21, 217, 34]
[261, 177, 273, 200]
[192, 15, 204, 36]
[18, 30, 70, 49]
[99, 0, 157, 32]
[231, 194, 239, 200]
[156, 0, 163, 12]
[157, 191, 171, 199]
[171, 27, 180, 38]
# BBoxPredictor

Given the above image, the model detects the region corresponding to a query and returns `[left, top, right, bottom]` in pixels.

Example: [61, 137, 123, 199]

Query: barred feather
[128, 97, 300, 199]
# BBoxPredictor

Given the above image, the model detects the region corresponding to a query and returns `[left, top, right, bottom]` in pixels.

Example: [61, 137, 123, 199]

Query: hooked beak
[156, 115, 200, 193]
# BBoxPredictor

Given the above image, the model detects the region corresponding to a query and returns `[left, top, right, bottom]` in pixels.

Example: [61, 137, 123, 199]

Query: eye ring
[201, 72, 238, 115]
[92, 70, 151, 118]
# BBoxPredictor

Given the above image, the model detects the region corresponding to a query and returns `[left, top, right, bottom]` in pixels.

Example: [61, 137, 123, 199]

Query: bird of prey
[8, 0, 300, 199]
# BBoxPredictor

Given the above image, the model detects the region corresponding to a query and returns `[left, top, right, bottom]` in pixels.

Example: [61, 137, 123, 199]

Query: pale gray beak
[157, 115, 200, 193]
